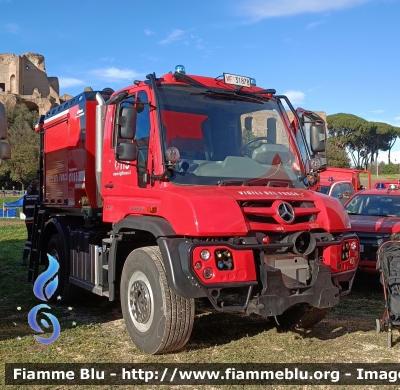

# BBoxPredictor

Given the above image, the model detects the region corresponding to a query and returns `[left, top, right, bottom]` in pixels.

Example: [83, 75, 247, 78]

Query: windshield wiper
[173, 71, 207, 88]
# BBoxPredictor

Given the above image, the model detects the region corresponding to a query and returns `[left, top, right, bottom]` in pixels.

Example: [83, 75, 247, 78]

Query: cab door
[102, 89, 153, 222]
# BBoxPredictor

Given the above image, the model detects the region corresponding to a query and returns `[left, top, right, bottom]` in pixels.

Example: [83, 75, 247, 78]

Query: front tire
[121, 246, 195, 354]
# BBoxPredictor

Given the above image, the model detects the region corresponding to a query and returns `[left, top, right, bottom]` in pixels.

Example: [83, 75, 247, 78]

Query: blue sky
[1, 0, 399, 162]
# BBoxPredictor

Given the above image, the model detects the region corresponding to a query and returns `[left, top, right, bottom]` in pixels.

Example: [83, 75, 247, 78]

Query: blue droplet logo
[33, 254, 59, 301]
[28, 254, 61, 344]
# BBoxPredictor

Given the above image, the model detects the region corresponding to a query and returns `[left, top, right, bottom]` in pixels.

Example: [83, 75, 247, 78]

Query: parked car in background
[316, 168, 371, 204]
[344, 188, 400, 273]
[318, 179, 355, 205]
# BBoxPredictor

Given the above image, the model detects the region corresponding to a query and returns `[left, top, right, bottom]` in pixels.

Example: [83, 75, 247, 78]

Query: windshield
[319, 185, 330, 195]
[157, 84, 305, 188]
[345, 194, 400, 217]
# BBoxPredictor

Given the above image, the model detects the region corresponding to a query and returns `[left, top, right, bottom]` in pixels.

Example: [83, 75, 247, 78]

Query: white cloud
[59, 78, 85, 88]
[238, 0, 371, 21]
[4, 23, 19, 34]
[90, 67, 141, 82]
[395, 116, 400, 121]
[100, 57, 114, 62]
[371, 109, 384, 114]
[144, 29, 155, 36]
[283, 90, 305, 105]
[306, 20, 324, 29]
[159, 29, 185, 45]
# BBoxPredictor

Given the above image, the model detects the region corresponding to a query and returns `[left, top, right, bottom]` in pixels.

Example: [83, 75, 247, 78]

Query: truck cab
[29, 67, 359, 355]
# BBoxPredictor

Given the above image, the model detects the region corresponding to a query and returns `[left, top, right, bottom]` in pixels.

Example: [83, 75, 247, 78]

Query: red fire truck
[314, 168, 371, 205]
[14, 67, 359, 354]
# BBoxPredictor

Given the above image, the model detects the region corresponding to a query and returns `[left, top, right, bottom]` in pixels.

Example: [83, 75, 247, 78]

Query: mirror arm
[143, 162, 177, 184]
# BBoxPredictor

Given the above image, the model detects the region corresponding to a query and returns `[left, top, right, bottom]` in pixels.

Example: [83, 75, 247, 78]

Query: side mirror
[117, 106, 137, 139]
[0, 103, 10, 162]
[310, 124, 326, 153]
[0, 103, 8, 140]
[116, 142, 138, 161]
[0, 141, 11, 161]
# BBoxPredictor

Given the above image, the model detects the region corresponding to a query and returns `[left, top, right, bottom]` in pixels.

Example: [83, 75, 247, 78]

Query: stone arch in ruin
[10, 75, 16, 94]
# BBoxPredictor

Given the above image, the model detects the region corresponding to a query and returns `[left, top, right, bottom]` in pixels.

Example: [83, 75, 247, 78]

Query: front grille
[240, 200, 319, 225]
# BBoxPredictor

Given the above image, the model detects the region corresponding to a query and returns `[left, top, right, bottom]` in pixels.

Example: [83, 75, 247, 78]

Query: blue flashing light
[250, 78, 256, 86]
[175, 65, 186, 74]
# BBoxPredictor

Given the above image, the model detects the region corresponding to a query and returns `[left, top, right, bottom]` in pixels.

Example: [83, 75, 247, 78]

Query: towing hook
[286, 231, 316, 256]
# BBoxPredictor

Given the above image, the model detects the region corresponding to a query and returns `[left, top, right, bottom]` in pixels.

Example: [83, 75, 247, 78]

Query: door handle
[104, 183, 114, 188]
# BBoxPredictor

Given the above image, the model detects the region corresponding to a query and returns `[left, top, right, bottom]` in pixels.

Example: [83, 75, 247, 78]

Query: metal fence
[1, 190, 24, 197]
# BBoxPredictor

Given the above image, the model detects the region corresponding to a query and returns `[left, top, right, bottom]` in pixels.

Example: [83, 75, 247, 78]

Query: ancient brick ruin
[0, 52, 60, 115]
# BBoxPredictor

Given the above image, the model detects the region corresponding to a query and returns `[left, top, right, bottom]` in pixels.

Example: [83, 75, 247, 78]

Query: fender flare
[111, 215, 204, 298]
[112, 215, 176, 237]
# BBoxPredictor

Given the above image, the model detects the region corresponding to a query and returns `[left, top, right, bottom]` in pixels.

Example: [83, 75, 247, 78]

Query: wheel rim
[127, 271, 154, 332]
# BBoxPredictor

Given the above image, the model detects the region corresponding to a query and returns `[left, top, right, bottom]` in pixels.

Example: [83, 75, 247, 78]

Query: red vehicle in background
[345, 188, 400, 273]
[316, 168, 371, 204]
[374, 180, 400, 189]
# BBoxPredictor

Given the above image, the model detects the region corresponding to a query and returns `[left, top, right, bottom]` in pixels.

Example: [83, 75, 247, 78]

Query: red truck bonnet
[156, 185, 351, 236]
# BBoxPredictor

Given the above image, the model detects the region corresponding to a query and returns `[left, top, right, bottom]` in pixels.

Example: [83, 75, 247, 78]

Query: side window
[136, 91, 150, 144]
[136, 91, 150, 187]
[331, 184, 342, 199]
[341, 183, 354, 201]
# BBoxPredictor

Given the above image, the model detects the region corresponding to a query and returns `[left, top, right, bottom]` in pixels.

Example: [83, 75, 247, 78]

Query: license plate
[360, 245, 364, 252]
[223, 73, 251, 88]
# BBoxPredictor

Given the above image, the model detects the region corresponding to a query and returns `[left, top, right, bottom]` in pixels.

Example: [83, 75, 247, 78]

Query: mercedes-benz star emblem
[277, 202, 295, 223]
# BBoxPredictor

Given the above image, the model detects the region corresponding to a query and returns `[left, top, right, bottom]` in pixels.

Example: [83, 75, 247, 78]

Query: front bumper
[356, 232, 390, 273]
[246, 261, 339, 318]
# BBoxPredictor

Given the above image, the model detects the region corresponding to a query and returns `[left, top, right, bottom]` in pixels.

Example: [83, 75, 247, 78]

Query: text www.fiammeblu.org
[122, 367, 340, 382]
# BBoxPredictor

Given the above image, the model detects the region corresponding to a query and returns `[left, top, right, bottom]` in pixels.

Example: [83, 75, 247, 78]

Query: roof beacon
[250, 78, 256, 86]
[175, 65, 186, 74]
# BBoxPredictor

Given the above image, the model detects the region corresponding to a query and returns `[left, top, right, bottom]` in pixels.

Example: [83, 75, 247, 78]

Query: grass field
[1, 220, 400, 389]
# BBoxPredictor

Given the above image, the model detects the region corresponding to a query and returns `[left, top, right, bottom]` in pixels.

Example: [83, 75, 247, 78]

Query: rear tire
[270, 304, 329, 329]
[120, 246, 195, 354]
[46, 234, 79, 303]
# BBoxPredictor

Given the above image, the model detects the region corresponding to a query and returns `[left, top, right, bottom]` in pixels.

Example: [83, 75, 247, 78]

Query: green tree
[0, 103, 39, 190]
[327, 138, 350, 168]
[327, 113, 400, 169]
